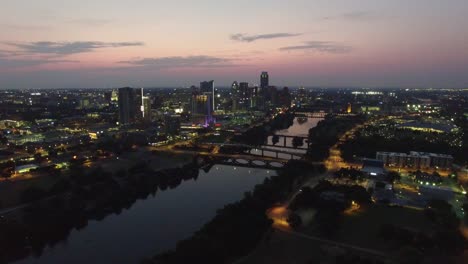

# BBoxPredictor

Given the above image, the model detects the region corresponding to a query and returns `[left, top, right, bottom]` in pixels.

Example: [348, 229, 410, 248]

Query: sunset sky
[1, 0, 467, 89]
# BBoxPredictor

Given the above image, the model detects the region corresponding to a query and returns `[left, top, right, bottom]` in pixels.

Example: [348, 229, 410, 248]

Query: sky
[0, 0, 467, 89]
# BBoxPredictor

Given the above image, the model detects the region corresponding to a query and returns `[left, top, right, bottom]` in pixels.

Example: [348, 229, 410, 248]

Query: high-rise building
[164, 115, 181, 135]
[231, 81, 239, 96]
[200, 80, 215, 110]
[269, 86, 278, 106]
[142, 96, 152, 122]
[278, 87, 291, 107]
[191, 94, 212, 116]
[191, 93, 214, 126]
[249, 86, 259, 108]
[231, 81, 239, 112]
[239, 82, 249, 109]
[118, 87, 138, 124]
[260, 72, 269, 89]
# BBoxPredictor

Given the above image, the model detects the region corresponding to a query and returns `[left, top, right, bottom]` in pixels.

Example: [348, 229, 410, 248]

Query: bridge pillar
[283, 136, 287, 147]
[261, 149, 264, 156]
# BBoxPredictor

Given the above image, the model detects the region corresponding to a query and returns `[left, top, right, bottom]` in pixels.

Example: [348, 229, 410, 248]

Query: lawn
[339, 204, 433, 250]
[304, 204, 434, 251]
[0, 173, 62, 208]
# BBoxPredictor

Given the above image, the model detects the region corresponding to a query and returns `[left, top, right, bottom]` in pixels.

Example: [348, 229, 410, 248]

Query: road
[267, 173, 328, 230]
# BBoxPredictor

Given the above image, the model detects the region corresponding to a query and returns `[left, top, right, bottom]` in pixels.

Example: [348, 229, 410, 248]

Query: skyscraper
[200, 80, 215, 110]
[231, 81, 239, 96]
[142, 96, 152, 122]
[231, 81, 239, 112]
[118, 87, 138, 125]
[260, 72, 269, 89]
[250, 86, 259, 108]
[278, 87, 291, 107]
[239, 82, 249, 109]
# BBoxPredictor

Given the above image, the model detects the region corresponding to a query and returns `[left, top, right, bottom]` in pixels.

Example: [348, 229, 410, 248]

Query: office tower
[142, 96, 152, 122]
[260, 72, 269, 89]
[164, 115, 181, 135]
[190, 85, 199, 96]
[118, 87, 138, 124]
[231, 81, 239, 112]
[231, 81, 239, 96]
[278, 87, 291, 107]
[191, 92, 214, 126]
[269, 86, 278, 106]
[250, 86, 259, 108]
[239, 82, 249, 109]
[191, 94, 213, 116]
[200, 80, 215, 110]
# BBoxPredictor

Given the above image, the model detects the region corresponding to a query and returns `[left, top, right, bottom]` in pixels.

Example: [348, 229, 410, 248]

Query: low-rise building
[361, 158, 386, 177]
[376, 151, 453, 169]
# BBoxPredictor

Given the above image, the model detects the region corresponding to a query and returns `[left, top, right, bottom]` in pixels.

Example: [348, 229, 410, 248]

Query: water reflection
[12, 165, 275, 264]
[249, 117, 323, 159]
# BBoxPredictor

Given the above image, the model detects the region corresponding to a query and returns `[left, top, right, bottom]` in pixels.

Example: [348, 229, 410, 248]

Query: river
[13, 165, 274, 264]
[251, 117, 323, 159]
[13, 117, 322, 264]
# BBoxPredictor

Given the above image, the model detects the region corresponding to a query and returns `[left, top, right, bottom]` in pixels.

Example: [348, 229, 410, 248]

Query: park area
[321, 204, 434, 251]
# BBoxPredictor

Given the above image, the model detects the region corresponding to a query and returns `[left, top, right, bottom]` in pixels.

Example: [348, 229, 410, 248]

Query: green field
[306, 204, 434, 251]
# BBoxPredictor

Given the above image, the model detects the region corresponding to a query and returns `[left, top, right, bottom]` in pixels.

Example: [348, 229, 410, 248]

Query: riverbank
[145, 160, 326, 264]
[0, 150, 193, 210]
[0, 151, 196, 263]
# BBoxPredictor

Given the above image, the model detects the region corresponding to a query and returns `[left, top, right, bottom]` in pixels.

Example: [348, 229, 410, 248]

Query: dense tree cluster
[333, 168, 365, 181]
[0, 160, 199, 263]
[306, 115, 366, 161]
[290, 181, 371, 236]
[148, 161, 325, 264]
[339, 120, 467, 165]
[378, 199, 467, 262]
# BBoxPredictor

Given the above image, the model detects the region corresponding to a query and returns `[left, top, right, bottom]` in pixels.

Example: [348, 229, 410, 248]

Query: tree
[272, 135, 279, 145]
[21, 186, 47, 203]
[0, 135, 7, 145]
[287, 212, 302, 229]
[1, 160, 15, 178]
[387, 171, 401, 183]
[292, 137, 303, 148]
[34, 152, 43, 162]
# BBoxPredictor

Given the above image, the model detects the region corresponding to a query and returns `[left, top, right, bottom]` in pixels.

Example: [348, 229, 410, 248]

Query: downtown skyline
[1, 0, 468, 89]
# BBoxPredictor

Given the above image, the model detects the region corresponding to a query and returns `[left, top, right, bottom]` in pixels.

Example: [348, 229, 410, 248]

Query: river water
[13, 117, 322, 264]
[13, 166, 275, 264]
[251, 117, 323, 159]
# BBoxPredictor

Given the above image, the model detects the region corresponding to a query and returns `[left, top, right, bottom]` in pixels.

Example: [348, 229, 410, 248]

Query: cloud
[120, 55, 236, 68]
[323, 11, 389, 21]
[230, 33, 301, 42]
[279, 41, 352, 53]
[341, 11, 375, 20]
[0, 58, 77, 68]
[5, 41, 144, 55]
[65, 19, 113, 26]
[0, 24, 51, 31]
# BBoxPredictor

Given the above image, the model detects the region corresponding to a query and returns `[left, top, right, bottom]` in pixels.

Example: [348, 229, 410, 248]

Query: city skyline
[1, 0, 468, 89]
